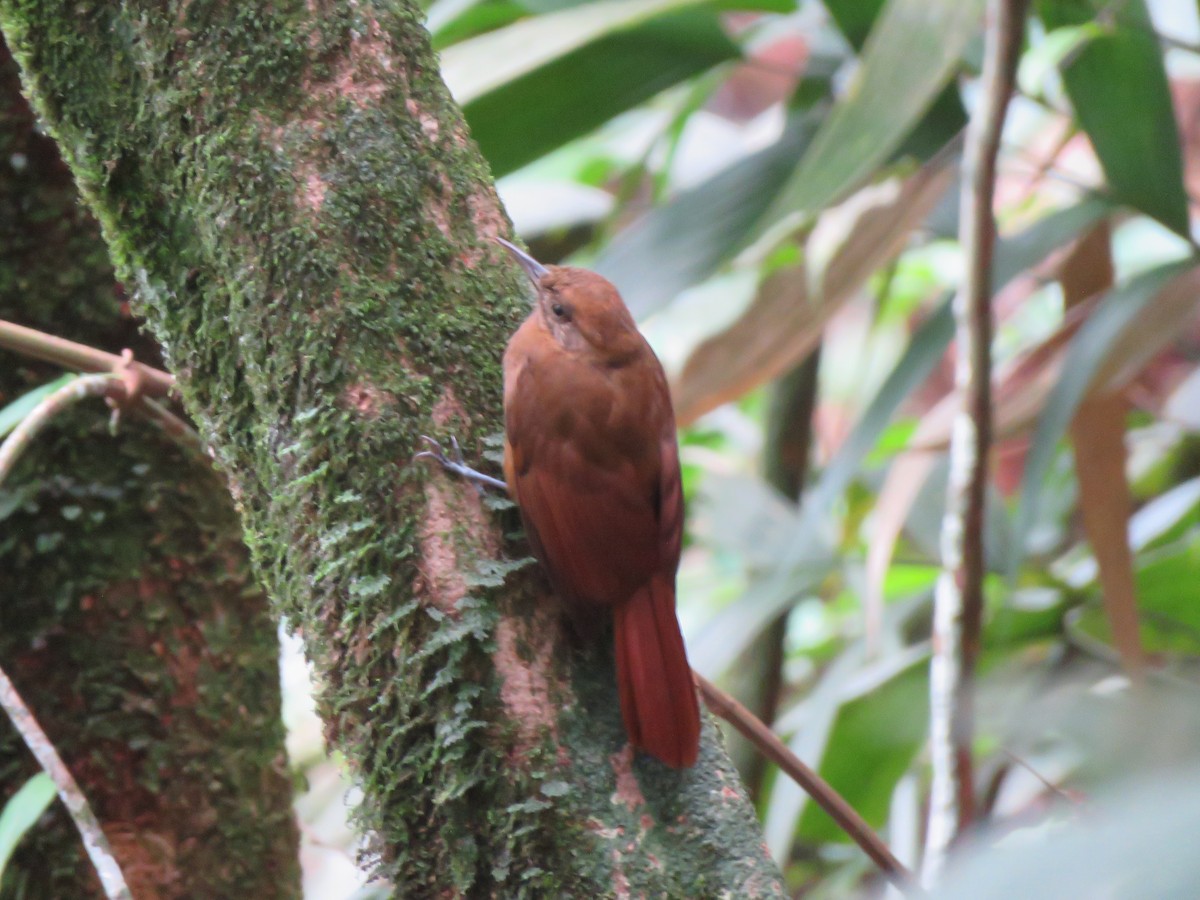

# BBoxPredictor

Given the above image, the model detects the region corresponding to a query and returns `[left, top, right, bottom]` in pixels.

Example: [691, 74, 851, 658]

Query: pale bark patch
[430, 386, 467, 429]
[341, 381, 388, 417]
[609, 744, 647, 812]
[427, 170, 456, 239]
[493, 607, 560, 753]
[330, 17, 393, 107]
[610, 848, 631, 899]
[298, 163, 327, 212]
[406, 97, 440, 142]
[415, 481, 481, 616]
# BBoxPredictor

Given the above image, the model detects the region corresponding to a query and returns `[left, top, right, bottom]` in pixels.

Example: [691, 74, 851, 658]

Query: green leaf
[824, 0, 969, 161]
[672, 157, 955, 426]
[0, 375, 78, 441]
[822, 0, 887, 50]
[753, 0, 985, 237]
[1038, 0, 1189, 235]
[762, 641, 928, 857]
[688, 529, 836, 678]
[690, 199, 1113, 678]
[0, 773, 56, 878]
[1072, 535, 1200, 657]
[593, 110, 821, 318]
[441, 0, 695, 103]
[1010, 258, 1197, 578]
[796, 657, 928, 841]
[1130, 536, 1200, 655]
[430, 2, 526, 49]
[440, 0, 771, 104]
[463, 11, 738, 178]
[985, 587, 1068, 649]
[520, 0, 796, 8]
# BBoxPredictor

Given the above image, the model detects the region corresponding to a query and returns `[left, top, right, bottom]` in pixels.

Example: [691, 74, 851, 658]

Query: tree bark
[0, 37, 299, 899]
[0, 2, 783, 896]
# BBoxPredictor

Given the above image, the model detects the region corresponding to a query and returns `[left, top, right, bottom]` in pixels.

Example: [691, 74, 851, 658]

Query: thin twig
[923, 0, 1027, 886]
[999, 748, 1085, 806]
[694, 672, 916, 893]
[141, 396, 206, 455]
[0, 373, 133, 900]
[0, 319, 207, 459]
[0, 318, 174, 398]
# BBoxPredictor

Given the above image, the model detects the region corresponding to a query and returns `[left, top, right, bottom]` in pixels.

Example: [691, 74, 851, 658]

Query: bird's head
[496, 237, 643, 364]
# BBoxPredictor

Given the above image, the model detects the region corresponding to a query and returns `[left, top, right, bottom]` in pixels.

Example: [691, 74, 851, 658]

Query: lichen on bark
[0, 1, 785, 895]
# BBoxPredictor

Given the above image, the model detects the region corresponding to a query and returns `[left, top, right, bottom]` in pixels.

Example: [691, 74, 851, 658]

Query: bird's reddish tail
[613, 575, 701, 767]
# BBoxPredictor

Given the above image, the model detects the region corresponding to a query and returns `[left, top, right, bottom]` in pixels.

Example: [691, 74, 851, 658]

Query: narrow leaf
[464, 12, 739, 177]
[688, 535, 836, 678]
[753, 0, 984, 236]
[441, 0, 703, 103]
[764, 642, 929, 858]
[796, 657, 929, 842]
[0, 375, 78, 441]
[440, 0, 784, 103]
[0, 773, 56, 877]
[805, 299, 954, 516]
[689, 304, 952, 676]
[698, 201, 1113, 676]
[1039, 0, 1189, 235]
[863, 198, 1113, 617]
[822, 0, 887, 50]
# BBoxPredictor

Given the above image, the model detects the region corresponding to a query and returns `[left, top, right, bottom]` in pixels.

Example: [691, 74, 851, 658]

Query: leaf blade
[752, 0, 984, 235]
[0, 375, 78, 441]
[0, 773, 56, 878]
[1039, 0, 1189, 235]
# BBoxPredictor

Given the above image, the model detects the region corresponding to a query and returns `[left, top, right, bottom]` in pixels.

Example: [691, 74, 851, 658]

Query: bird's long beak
[494, 237, 549, 285]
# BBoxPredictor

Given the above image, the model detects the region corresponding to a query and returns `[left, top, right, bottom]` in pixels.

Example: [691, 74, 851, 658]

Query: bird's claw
[413, 435, 508, 494]
[413, 434, 450, 466]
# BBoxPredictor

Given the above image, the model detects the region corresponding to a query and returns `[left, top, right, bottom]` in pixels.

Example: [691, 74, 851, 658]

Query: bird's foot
[414, 435, 508, 493]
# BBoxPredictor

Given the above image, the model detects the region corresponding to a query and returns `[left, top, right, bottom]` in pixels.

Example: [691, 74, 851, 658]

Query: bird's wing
[505, 357, 670, 608]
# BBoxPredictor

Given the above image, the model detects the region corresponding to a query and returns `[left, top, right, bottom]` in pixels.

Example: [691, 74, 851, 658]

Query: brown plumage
[499, 241, 701, 768]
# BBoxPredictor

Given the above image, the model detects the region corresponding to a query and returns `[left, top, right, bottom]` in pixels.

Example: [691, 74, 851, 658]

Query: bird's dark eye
[551, 303, 566, 318]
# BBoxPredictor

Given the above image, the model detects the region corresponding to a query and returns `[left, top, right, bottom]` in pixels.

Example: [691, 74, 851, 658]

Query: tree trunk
[0, 37, 300, 899]
[0, 2, 784, 894]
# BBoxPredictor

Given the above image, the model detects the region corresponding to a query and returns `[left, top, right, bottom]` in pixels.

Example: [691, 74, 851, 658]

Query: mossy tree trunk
[0, 2, 785, 895]
[0, 38, 300, 899]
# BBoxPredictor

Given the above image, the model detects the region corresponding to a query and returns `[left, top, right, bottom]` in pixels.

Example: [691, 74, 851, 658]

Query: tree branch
[924, 0, 1027, 885]
[0, 319, 174, 398]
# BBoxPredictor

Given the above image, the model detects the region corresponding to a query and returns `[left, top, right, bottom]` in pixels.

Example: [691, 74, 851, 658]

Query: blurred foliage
[429, 0, 1200, 892]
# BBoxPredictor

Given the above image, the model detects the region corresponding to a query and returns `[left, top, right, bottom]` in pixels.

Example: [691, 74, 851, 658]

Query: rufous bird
[419, 239, 701, 768]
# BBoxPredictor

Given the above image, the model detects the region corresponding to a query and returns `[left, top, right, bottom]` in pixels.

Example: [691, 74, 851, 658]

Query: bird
[419, 238, 701, 768]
